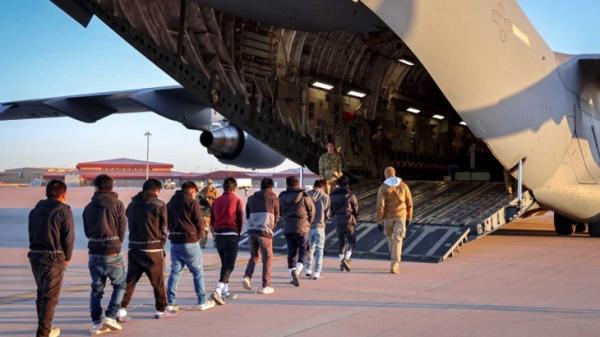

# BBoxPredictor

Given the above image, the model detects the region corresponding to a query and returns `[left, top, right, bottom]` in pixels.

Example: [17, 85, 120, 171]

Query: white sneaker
[116, 308, 130, 323]
[242, 277, 252, 291]
[154, 310, 176, 319]
[191, 299, 216, 311]
[305, 271, 312, 278]
[49, 327, 61, 337]
[103, 317, 122, 331]
[312, 272, 321, 280]
[166, 304, 179, 313]
[257, 286, 275, 295]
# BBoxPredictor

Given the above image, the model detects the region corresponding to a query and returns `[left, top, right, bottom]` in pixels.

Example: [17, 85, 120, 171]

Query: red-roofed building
[43, 158, 202, 188]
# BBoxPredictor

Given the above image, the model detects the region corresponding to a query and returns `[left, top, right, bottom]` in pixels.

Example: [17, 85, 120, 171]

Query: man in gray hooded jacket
[305, 179, 330, 280]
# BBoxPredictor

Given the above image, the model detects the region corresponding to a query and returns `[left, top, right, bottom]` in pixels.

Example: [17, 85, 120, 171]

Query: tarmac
[1, 189, 600, 336]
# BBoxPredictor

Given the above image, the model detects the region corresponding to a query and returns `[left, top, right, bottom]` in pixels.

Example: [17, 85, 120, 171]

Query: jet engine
[200, 125, 285, 169]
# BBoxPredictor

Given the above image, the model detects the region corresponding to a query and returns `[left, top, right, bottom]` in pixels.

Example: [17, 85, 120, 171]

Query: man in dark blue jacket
[330, 176, 358, 272]
[83, 174, 127, 335]
[28, 179, 74, 337]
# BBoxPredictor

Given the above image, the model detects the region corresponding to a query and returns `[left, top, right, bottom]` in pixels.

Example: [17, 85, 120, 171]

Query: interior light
[399, 58, 415, 66]
[459, 121, 468, 126]
[347, 90, 367, 98]
[406, 107, 420, 114]
[311, 81, 334, 91]
[432, 114, 445, 120]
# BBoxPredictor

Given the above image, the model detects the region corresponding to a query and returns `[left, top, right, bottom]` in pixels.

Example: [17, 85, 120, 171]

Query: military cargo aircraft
[2, 0, 599, 241]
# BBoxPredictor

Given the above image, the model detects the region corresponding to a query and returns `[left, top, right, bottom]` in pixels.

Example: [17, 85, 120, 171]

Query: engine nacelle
[200, 126, 285, 169]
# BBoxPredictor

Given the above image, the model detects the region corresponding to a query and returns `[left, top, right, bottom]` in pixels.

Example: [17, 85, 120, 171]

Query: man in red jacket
[210, 177, 244, 305]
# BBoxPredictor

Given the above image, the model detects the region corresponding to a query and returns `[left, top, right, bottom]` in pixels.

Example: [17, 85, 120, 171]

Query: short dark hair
[286, 176, 299, 187]
[46, 179, 67, 199]
[143, 178, 163, 192]
[94, 174, 114, 192]
[338, 175, 350, 187]
[313, 179, 326, 189]
[260, 178, 274, 190]
[181, 181, 198, 193]
[223, 177, 237, 192]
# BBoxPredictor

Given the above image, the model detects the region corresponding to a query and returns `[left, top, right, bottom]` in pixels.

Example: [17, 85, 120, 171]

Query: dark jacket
[279, 187, 315, 235]
[246, 189, 280, 238]
[126, 191, 168, 250]
[167, 190, 205, 244]
[211, 192, 244, 235]
[83, 192, 127, 255]
[330, 187, 359, 228]
[28, 198, 75, 261]
[307, 189, 330, 229]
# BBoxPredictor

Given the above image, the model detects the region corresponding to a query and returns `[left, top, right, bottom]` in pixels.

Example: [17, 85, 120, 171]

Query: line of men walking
[27, 163, 413, 337]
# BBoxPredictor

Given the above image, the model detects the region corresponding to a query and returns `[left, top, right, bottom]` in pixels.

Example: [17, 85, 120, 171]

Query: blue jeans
[306, 227, 326, 274]
[88, 253, 126, 323]
[167, 243, 207, 305]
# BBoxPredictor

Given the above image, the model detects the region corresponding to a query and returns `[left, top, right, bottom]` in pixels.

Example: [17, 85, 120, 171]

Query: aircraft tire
[554, 213, 574, 236]
[588, 223, 600, 237]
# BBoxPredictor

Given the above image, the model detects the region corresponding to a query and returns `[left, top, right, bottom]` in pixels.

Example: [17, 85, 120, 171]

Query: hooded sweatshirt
[83, 191, 127, 255]
[376, 176, 413, 223]
[330, 187, 358, 228]
[126, 191, 168, 250]
[246, 189, 280, 238]
[279, 187, 315, 235]
[307, 189, 330, 229]
[167, 190, 205, 244]
[28, 198, 75, 261]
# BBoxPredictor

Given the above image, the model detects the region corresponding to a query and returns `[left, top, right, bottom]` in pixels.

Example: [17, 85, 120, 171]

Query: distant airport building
[43, 158, 196, 188]
[0, 167, 74, 185]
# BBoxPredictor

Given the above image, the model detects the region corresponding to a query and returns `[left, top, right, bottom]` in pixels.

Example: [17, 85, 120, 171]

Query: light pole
[145, 131, 152, 180]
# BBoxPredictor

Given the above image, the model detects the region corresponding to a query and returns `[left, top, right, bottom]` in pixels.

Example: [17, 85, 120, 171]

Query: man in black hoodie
[83, 174, 127, 335]
[330, 176, 358, 272]
[242, 178, 280, 294]
[28, 179, 74, 337]
[279, 176, 315, 287]
[165, 181, 215, 312]
[118, 179, 172, 321]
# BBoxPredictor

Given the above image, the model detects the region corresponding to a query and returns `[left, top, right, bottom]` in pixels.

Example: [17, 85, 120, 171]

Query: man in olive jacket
[376, 167, 413, 274]
[279, 176, 315, 287]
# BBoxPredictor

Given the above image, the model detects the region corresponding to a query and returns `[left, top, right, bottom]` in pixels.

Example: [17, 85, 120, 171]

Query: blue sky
[0, 1, 599, 171]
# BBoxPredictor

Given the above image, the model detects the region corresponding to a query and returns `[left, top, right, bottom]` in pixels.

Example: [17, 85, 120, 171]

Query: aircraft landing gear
[588, 223, 600, 237]
[554, 213, 575, 235]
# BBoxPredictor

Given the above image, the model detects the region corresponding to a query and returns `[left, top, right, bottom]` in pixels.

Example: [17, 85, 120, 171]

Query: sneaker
[223, 291, 238, 300]
[211, 291, 225, 305]
[291, 269, 300, 287]
[190, 299, 216, 311]
[116, 308, 131, 323]
[154, 310, 176, 319]
[257, 286, 275, 295]
[242, 277, 252, 291]
[102, 317, 122, 331]
[166, 304, 179, 313]
[49, 327, 61, 337]
[305, 271, 312, 278]
[312, 272, 321, 280]
[89, 323, 108, 336]
[342, 258, 351, 272]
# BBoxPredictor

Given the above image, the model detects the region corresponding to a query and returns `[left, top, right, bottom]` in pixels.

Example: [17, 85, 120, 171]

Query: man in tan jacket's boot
[376, 167, 413, 274]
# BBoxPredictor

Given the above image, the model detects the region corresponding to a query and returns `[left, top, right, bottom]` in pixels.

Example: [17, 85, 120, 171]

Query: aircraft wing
[0, 85, 207, 123]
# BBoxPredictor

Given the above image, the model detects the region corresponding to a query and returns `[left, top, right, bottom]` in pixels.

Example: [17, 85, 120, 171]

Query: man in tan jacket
[376, 167, 413, 274]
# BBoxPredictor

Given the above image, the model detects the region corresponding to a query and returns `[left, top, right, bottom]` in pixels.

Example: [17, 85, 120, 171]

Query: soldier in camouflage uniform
[318, 142, 343, 194]
[198, 179, 219, 248]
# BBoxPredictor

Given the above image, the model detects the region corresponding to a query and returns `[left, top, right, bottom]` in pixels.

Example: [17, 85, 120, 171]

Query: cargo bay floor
[1, 213, 599, 337]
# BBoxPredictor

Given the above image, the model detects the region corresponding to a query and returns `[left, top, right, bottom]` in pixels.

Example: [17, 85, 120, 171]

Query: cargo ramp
[240, 181, 533, 263]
